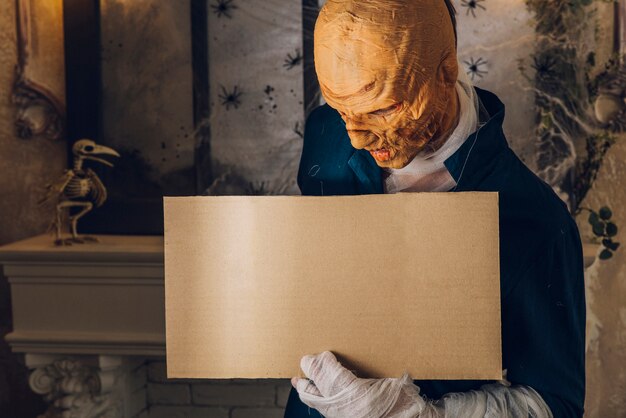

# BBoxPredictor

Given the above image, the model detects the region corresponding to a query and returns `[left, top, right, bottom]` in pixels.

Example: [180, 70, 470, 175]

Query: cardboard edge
[494, 191, 503, 375]
[163, 197, 173, 379]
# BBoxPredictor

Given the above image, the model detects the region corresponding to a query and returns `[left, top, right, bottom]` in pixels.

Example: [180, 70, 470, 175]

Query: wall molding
[12, 0, 66, 141]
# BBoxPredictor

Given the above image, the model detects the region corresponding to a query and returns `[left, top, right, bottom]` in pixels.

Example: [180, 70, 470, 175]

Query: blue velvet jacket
[283, 87, 586, 418]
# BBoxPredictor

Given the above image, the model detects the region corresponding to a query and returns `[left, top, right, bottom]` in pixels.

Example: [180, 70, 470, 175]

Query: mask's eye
[369, 103, 402, 116]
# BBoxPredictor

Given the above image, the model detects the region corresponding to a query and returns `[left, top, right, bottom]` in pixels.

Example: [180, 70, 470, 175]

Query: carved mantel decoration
[12, 0, 66, 141]
[28, 355, 124, 418]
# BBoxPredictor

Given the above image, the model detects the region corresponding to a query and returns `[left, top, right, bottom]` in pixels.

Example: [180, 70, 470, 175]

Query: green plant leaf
[593, 222, 606, 237]
[602, 239, 620, 251]
[599, 206, 612, 220]
[599, 249, 613, 260]
[606, 222, 618, 237]
[588, 211, 600, 226]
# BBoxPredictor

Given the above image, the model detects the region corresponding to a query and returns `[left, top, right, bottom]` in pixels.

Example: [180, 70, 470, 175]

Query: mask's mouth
[369, 148, 391, 162]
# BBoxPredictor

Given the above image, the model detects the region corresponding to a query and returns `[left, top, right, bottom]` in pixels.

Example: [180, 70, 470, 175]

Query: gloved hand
[291, 351, 554, 418]
[291, 351, 426, 418]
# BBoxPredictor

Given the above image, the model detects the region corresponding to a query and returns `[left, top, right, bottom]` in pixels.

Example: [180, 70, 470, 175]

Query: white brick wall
[137, 361, 292, 418]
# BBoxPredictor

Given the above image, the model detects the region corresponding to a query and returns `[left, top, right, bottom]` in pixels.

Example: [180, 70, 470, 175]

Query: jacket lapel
[348, 149, 384, 195]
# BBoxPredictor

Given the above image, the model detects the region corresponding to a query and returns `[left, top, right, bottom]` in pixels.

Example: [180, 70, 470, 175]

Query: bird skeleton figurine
[40, 139, 120, 246]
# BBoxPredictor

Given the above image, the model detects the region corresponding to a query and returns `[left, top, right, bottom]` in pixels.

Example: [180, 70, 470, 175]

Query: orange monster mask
[314, 0, 460, 169]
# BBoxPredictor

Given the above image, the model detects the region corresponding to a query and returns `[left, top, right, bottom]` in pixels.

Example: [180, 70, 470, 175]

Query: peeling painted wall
[578, 136, 626, 417]
[0, 1, 64, 416]
[0, 3, 66, 246]
[574, 5, 626, 415]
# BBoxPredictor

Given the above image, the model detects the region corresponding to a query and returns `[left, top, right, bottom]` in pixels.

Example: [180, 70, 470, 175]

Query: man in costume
[283, 0, 585, 417]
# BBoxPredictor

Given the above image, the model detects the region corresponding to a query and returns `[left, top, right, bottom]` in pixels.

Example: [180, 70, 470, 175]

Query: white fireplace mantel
[0, 234, 165, 356]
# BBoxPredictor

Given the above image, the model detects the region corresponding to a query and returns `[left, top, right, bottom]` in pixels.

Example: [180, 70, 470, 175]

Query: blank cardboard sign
[164, 193, 501, 380]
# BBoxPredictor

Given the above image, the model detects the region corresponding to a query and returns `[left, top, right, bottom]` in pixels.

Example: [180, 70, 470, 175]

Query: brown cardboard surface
[164, 193, 501, 380]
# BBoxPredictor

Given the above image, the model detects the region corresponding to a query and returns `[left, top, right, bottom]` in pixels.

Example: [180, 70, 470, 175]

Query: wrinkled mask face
[314, 0, 458, 169]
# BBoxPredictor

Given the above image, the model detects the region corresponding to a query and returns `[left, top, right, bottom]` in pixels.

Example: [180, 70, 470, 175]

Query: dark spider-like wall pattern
[219, 85, 243, 110]
[531, 55, 557, 80]
[211, 0, 237, 19]
[293, 121, 304, 139]
[246, 180, 270, 195]
[461, 0, 486, 18]
[283, 50, 303, 70]
[464, 57, 488, 81]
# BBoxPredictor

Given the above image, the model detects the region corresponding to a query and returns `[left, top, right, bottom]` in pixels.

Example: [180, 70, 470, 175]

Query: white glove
[291, 351, 553, 418]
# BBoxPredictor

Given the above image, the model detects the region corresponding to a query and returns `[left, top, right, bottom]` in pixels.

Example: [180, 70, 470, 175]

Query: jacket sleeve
[500, 218, 586, 417]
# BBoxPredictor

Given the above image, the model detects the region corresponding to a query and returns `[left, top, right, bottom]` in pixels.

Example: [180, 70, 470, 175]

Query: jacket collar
[348, 149, 384, 194]
[347, 86, 509, 194]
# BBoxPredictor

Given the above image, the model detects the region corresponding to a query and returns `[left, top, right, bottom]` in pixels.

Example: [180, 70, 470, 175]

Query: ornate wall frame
[12, 0, 66, 141]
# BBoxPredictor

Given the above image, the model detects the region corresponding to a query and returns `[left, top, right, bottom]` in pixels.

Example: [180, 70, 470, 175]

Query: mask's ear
[436, 50, 459, 89]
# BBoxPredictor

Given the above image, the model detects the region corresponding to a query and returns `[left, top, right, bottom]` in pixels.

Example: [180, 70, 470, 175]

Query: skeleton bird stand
[40, 139, 120, 246]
